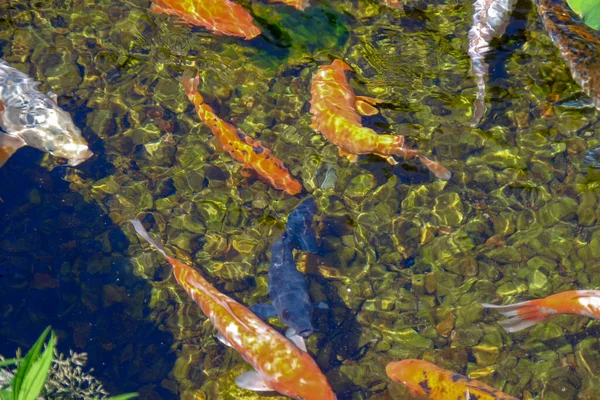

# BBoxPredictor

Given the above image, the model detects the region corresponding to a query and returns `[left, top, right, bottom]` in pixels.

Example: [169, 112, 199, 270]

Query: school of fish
[4, 0, 600, 398]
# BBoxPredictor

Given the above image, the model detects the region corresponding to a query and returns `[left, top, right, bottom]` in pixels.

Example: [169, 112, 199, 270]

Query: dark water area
[0, 151, 176, 398]
[2, 0, 600, 399]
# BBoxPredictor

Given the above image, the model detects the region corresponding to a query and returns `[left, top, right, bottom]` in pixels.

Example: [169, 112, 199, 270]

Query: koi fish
[181, 73, 302, 195]
[252, 233, 315, 340]
[309, 60, 451, 180]
[468, 0, 517, 126]
[285, 197, 320, 254]
[250, 198, 324, 339]
[380, 0, 402, 8]
[482, 290, 600, 332]
[386, 359, 517, 400]
[129, 220, 336, 399]
[149, 0, 261, 40]
[0, 59, 92, 168]
[269, 0, 310, 11]
[533, 0, 600, 111]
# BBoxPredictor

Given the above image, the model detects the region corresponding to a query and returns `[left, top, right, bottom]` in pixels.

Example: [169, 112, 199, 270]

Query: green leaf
[11, 327, 55, 400]
[567, 0, 600, 29]
[0, 390, 12, 400]
[104, 394, 139, 400]
[0, 360, 19, 369]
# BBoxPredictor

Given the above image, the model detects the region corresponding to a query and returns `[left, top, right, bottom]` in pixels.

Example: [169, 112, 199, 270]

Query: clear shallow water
[1, 0, 600, 399]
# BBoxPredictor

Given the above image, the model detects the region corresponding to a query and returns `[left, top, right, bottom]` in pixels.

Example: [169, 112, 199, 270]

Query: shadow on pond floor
[0, 148, 176, 399]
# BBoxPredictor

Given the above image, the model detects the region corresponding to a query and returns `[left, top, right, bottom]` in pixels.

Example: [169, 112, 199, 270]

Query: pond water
[1, 0, 600, 399]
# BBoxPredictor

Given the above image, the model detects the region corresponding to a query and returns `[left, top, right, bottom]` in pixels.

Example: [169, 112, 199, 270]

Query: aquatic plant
[0, 327, 137, 400]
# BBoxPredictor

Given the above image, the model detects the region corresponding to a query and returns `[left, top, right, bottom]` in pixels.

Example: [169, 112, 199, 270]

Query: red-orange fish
[181, 74, 303, 195]
[482, 290, 600, 332]
[380, 0, 402, 8]
[269, 0, 310, 10]
[386, 359, 517, 400]
[309, 60, 451, 180]
[130, 220, 336, 400]
[149, 0, 261, 40]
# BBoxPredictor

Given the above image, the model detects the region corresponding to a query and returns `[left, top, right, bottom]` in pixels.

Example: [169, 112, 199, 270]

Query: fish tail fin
[129, 219, 168, 258]
[0, 133, 26, 169]
[482, 300, 549, 332]
[180, 71, 204, 104]
[418, 155, 451, 180]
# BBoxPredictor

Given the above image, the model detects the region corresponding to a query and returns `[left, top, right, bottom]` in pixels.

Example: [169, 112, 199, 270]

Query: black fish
[285, 198, 320, 255]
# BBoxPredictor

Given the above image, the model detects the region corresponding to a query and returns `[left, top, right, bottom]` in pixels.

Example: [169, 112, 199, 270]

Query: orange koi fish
[380, 0, 402, 8]
[309, 60, 451, 180]
[386, 359, 517, 400]
[149, 0, 261, 40]
[269, 0, 310, 10]
[130, 220, 336, 400]
[181, 74, 302, 195]
[482, 290, 600, 332]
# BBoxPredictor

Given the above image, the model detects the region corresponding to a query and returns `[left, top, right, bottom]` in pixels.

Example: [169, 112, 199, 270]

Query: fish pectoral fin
[355, 96, 381, 116]
[313, 301, 329, 310]
[211, 137, 226, 152]
[234, 370, 274, 392]
[215, 332, 233, 348]
[286, 331, 307, 352]
[47, 91, 58, 104]
[338, 148, 359, 162]
[249, 303, 278, 320]
[0, 134, 26, 168]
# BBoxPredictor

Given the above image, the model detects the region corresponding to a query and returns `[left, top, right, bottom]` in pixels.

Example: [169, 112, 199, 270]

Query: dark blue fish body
[285, 198, 320, 254]
[585, 145, 600, 168]
[267, 233, 314, 337]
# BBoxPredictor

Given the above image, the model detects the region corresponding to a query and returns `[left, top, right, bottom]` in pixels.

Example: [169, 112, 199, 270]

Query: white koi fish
[468, 0, 517, 126]
[0, 59, 92, 168]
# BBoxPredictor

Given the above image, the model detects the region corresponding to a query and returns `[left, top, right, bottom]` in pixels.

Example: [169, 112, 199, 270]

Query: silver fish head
[11, 103, 93, 166]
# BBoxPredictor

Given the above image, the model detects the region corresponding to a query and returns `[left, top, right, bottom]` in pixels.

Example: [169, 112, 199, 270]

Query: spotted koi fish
[130, 220, 336, 399]
[482, 290, 600, 332]
[149, 0, 261, 40]
[468, 0, 517, 126]
[309, 60, 451, 180]
[269, 0, 310, 10]
[533, 0, 600, 110]
[0, 59, 92, 168]
[181, 73, 302, 195]
[386, 359, 517, 400]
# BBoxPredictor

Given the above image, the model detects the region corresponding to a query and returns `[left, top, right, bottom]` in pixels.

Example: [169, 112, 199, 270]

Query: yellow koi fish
[181, 73, 303, 195]
[309, 60, 450, 180]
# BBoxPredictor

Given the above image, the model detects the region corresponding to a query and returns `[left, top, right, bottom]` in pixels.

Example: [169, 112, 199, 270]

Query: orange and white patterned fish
[130, 220, 336, 400]
[149, 0, 261, 40]
[181, 73, 303, 195]
[386, 359, 517, 400]
[309, 60, 450, 180]
[482, 290, 600, 332]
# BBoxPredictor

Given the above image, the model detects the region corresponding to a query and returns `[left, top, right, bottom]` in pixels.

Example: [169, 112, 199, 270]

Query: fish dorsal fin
[0, 134, 26, 169]
[286, 331, 307, 352]
[234, 370, 274, 392]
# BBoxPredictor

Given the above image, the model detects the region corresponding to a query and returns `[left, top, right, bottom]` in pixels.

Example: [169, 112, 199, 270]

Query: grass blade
[17, 329, 54, 400]
[104, 394, 139, 400]
[0, 360, 19, 369]
[11, 327, 51, 399]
